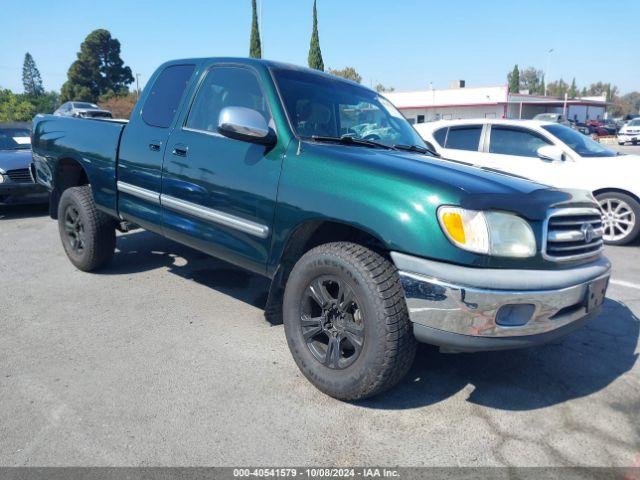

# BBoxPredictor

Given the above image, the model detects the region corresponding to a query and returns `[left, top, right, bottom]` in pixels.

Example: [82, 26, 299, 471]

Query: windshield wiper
[310, 135, 393, 150]
[393, 143, 439, 157]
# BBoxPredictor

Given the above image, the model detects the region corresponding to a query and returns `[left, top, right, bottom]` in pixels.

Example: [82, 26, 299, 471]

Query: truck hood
[0, 149, 33, 174]
[308, 143, 596, 220]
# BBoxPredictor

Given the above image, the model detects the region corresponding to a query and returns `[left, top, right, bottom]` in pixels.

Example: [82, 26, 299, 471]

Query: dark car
[0, 123, 48, 205]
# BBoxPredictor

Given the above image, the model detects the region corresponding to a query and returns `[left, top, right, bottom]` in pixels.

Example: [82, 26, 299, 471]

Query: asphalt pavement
[0, 203, 638, 467]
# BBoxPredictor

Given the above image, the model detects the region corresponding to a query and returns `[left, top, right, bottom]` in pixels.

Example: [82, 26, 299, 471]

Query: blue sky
[1, 0, 638, 94]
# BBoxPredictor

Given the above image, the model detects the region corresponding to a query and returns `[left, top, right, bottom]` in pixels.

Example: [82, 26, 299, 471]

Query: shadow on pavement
[104, 229, 639, 412]
[0, 203, 49, 220]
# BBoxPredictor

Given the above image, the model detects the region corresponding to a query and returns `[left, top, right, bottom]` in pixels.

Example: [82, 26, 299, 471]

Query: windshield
[73, 102, 98, 109]
[272, 68, 425, 148]
[542, 124, 617, 158]
[0, 128, 31, 150]
[627, 119, 640, 127]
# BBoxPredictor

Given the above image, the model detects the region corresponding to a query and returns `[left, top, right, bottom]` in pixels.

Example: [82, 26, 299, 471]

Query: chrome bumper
[391, 252, 611, 351]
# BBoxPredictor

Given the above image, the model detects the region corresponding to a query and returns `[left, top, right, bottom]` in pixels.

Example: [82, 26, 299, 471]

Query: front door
[160, 64, 283, 274]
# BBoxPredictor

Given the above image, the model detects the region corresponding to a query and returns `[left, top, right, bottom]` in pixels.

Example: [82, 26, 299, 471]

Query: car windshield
[73, 102, 98, 109]
[272, 68, 425, 149]
[542, 124, 617, 158]
[627, 119, 640, 126]
[0, 128, 31, 150]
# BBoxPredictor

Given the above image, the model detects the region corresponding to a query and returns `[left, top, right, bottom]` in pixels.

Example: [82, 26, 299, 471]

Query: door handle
[148, 143, 161, 152]
[172, 145, 188, 157]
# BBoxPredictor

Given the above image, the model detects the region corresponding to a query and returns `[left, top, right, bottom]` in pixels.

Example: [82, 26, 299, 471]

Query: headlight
[438, 206, 536, 257]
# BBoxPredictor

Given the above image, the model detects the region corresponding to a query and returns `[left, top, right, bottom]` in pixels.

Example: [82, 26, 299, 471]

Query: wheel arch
[264, 219, 391, 325]
[593, 187, 640, 205]
[50, 156, 90, 219]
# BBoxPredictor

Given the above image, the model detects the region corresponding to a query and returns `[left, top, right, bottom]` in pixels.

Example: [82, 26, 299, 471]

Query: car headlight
[0, 174, 5, 184]
[438, 206, 536, 257]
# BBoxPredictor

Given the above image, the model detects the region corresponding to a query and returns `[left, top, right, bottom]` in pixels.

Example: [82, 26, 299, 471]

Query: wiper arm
[393, 143, 439, 157]
[310, 135, 393, 150]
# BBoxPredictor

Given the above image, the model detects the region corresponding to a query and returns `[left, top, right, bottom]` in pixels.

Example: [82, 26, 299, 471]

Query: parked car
[0, 123, 48, 205]
[533, 113, 568, 124]
[618, 118, 640, 145]
[32, 58, 611, 400]
[416, 119, 640, 245]
[53, 102, 113, 119]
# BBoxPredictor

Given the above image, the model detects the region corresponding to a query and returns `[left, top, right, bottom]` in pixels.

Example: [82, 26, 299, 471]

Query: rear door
[160, 63, 283, 274]
[116, 63, 196, 232]
[436, 124, 488, 164]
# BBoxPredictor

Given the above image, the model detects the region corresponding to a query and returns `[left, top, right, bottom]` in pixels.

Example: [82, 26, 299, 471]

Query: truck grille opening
[544, 208, 604, 261]
[6, 168, 34, 183]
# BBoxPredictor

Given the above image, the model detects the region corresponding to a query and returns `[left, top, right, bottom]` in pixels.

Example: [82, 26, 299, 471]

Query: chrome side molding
[116, 181, 270, 239]
[116, 181, 160, 205]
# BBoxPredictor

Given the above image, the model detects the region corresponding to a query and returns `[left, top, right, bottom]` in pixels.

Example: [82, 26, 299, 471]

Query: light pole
[544, 48, 554, 96]
[135, 73, 141, 98]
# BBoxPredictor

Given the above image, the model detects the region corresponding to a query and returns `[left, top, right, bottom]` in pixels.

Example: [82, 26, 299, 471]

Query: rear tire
[596, 192, 640, 245]
[283, 242, 416, 400]
[57, 186, 116, 271]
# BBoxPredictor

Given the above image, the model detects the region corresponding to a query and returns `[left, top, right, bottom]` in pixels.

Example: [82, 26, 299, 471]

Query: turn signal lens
[441, 211, 466, 244]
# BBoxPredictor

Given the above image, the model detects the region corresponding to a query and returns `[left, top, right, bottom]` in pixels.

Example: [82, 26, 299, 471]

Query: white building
[385, 85, 607, 124]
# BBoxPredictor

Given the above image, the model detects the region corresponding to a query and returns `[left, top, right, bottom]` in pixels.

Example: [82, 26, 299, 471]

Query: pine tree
[308, 0, 324, 71]
[60, 29, 133, 102]
[249, 0, 262, 59]
[539, 78, 546, 96]
[22, 53, 44, 96]
[508, 65, 520, 93]
[568, 78, 578, 98]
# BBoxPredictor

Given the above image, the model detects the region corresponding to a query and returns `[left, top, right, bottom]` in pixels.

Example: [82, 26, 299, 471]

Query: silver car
[53, 101, 112, 119]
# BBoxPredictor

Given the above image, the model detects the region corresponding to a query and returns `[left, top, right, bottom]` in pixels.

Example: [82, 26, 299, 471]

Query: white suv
[416, 119, 640, 245]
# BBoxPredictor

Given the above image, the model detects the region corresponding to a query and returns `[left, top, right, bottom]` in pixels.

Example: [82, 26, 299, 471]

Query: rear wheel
[597, 192, 640, 245]
[283, 242, 416, 400]
[57, 186, 116, 271]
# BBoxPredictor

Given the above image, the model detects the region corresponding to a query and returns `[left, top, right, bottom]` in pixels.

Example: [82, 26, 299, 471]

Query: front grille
[6, 168, 34, 183]
[544, 208, 604, 261]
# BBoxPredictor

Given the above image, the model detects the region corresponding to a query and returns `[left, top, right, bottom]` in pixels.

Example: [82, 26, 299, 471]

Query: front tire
[597, 192, 640, 245]
[57, 186, 116, 271]
[283, 242, 416, 400]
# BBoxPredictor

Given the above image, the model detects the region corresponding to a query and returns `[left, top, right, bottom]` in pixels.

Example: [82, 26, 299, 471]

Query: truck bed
[32, 114, 127, 217]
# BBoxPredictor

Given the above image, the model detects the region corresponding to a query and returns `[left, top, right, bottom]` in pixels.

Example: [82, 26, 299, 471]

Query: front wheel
[283, 242, 416, 400]
[597, 192, 640, 245]
[57, 185, 117, 271]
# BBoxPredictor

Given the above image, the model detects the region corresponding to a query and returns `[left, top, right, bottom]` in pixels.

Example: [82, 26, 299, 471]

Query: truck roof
[159, 57, 367, 89]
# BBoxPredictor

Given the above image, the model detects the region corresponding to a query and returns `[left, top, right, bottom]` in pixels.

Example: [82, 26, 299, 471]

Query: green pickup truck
[32, 58, 611, 400]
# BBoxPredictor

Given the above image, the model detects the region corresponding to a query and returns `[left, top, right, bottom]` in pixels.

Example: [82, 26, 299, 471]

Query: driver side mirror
[217, 106, 275, 146]
[537, 145, 564, 162]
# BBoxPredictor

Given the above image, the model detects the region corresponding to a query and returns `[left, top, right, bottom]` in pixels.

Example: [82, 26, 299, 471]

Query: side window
[142, 64, 195, 128]
[445, 126, 482, 151]
[489, 127, 551, 157]
[433, 127, 447, 147]
[186, 66, 270, 133]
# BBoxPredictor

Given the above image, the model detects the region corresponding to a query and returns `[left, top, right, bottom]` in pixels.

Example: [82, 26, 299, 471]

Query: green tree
[0, 89, 35, 122]
[22, 53, 44, 96]
[375, 83, 395, 93]
[507, 64, 520, 93]
[539, 78, 545, 95]
[249, 0, 262, 59]
[518, 67, 543, 94]
[609, 91, 640, 117]
[568, 78, 578, 98]
[328, 67, 362, 83]
[546, 79, 569, 97]
[60, 29, 134, 102]
[307, 0, 324, 71]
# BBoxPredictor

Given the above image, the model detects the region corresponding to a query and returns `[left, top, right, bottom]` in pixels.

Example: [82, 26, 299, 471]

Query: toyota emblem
[581, 223, 595, 243]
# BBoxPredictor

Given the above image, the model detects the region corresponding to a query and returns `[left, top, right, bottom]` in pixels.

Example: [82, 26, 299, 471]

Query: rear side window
[433, 127, 447, 146]
[445, 126, 482, 151]
[489, 127, 550, 157]
[142, 64, 195, 128]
